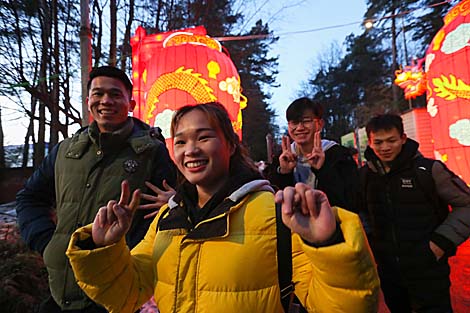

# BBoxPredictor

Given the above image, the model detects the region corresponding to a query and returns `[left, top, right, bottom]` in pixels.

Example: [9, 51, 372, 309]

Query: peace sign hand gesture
[278, 135, 297, 174]
[306, 131, 325, 170]
[92, 180, 141, 247]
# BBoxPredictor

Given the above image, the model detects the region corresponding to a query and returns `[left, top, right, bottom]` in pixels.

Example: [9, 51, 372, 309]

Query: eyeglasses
[288, 117, 320, 129]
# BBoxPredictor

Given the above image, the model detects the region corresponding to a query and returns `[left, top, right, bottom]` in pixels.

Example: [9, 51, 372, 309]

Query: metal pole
[266, 133, 273, 164]
[402, 17, 413, 110]
[391, 6, 399, 105]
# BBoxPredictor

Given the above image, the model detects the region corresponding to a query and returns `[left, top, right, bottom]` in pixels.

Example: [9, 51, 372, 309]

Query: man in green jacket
[16, 66, 176, 313]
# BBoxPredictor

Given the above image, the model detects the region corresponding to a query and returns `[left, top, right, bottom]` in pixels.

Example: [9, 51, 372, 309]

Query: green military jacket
[42, 118, 174, 310]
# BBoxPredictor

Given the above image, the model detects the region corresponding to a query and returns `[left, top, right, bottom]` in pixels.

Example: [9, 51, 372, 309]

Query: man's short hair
[366, 114, 404, 138]
[87, 66, 133, 94]
[286, 97, 324, 121]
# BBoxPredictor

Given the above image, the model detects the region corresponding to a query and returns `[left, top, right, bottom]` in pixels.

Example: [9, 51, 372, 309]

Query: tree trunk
[50, 0, 60, 147]
[109, 0, 117, 66]
[120, 0, 135, 71]
[92, 1, 104, 67]
[35, 100, 46, 168]
[80, 0, 91, 126]
[22, 97, 37, 168]
[0, 107, 5, 169]
[391, 2, 399, 105]
[155, 0, 163, 31]
[35, 0, 51, 167]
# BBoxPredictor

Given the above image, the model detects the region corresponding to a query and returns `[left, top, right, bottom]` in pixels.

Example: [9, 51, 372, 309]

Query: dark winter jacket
[361, 138, 470, 280]
[265, 139, 359, 212]
[16, 117, 176, 310]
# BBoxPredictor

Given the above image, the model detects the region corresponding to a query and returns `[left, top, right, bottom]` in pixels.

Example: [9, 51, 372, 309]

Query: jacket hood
[64, 117, 159, 159]
[168, 179, 274, 210]
[160, 158, 274, 237]
[291, 139, 338, 155]
[321, 139, 338, 151]
[159, 178, 273, 240]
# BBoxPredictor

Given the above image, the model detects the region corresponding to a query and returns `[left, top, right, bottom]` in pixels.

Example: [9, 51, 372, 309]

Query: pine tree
[304, 29, 392, 140]
[225, 20, 279, 161]
[409, 0, 457, 50]
[140, 1, 279, 161]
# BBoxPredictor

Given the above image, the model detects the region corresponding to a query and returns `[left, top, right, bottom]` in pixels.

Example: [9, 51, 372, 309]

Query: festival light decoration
[394, 58, 427, 100]
[130, 26, 247, 151]
[425, 0, 470, 185]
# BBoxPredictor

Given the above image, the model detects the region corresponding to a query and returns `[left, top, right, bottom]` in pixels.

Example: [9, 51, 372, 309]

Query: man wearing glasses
[265, 97, 359, 213]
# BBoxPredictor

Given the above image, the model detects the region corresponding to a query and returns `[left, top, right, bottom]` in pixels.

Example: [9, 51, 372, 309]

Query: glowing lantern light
[394, 58, 427, 100]
[130, 26, 247, 153]
[425, 0, 470, 185]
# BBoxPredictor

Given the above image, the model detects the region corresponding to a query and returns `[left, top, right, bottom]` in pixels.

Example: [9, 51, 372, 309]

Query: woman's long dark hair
[170, 102, 259, 185]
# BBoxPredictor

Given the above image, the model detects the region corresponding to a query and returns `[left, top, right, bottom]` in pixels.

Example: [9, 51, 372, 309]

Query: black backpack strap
[358, 165, 374, 236]
[413, 157, 436, 194]
[414, 157, 448, 222]
[358, 165, 369, 207]
[276, 202, 294, 312]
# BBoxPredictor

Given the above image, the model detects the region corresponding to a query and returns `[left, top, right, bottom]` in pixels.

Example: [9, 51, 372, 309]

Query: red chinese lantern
[425, 0, 470, 185]
[130, 26, 246, 155]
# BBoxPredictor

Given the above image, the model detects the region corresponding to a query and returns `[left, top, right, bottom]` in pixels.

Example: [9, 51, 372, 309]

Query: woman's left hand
[275, 183, 336, 244]
[139, 180, 176, 219]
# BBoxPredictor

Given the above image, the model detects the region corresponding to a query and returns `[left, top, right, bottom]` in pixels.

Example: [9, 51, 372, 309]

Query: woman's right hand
[92, 180, 141, 247]
[275, 183, 336, 244]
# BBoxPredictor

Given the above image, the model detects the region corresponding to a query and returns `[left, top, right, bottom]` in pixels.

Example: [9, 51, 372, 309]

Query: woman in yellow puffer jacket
[66, 102, 379, 313]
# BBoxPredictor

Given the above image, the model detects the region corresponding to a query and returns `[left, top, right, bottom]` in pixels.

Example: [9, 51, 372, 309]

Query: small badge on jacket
[123, 159, 139, 173]
[401, 178, 414, 188]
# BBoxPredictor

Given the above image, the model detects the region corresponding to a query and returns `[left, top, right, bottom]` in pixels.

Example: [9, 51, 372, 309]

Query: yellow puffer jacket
[67, 182, 379, 313]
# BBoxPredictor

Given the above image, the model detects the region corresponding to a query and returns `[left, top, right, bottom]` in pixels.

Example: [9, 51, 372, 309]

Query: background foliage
[0, 0, 459, 164]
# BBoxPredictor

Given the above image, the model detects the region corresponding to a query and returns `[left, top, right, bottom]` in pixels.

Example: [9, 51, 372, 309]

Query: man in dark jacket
[16, 66, 176, 313]
[361, 113, 470, 313]
[265, 97, 358, 212]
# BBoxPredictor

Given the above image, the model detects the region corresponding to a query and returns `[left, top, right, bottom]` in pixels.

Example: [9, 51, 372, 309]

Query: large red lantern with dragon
[425, 0, 470, 185]
[130, 26, 246, 152]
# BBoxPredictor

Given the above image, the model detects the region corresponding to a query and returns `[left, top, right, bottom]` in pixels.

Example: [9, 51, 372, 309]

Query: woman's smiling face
[173, 109, 233, 197]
